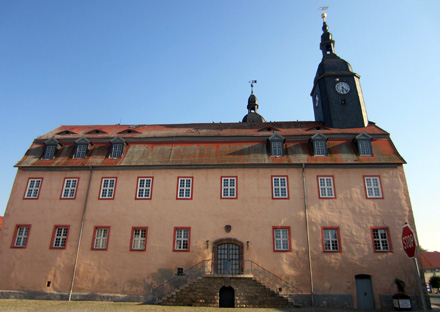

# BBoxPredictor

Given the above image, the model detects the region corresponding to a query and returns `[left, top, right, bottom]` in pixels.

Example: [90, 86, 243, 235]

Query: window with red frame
[372, 228, 391, 252]
[99, 178, 116, 199]
[221, 177, 237, 199]
[273, 227, 291, 252]
[272, 176, 288, 199]
[136, 177, 153, 199]
[322, 227, 341, 252]
[61, 178, 78, 199]
[51, 226, 69, 249]
[177, 178, 192, 199]
[24, 178, 42, 199]
[92, 227, 110, 250]
[130, 227, 148, 251]
[364, 176, 383, 198]
[318, 176, 335, 198]
[12, 225, 31, 248]
[174, 228, 190, 251]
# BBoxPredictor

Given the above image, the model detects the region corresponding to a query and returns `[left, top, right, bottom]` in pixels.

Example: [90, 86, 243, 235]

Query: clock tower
[311, 14, 368, 129]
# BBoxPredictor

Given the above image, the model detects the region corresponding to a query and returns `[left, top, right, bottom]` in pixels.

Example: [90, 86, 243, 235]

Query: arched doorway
[219, 286, 235, 307]
[355, 274, 375, 309]
[212, 238, 244, 275]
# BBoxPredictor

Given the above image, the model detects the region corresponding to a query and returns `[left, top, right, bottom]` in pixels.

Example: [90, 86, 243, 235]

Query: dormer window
[110, 136, 126, 158]
[311, 133, 328, 156]
[42, 138, 59, 160]
[355, 133, 373, 156]
[268, 133, 285, 157]
[74, 137, 91, 159]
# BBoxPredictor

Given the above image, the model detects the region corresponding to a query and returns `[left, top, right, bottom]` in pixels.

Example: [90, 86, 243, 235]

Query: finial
[319, 7, 328, 22]
[249, 80, 257, 94]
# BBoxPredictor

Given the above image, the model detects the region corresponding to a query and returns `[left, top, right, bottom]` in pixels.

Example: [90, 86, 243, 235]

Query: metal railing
[150, 259, 212, 303]
[243, 260, 303, 303]
[149, 259, 302, 304]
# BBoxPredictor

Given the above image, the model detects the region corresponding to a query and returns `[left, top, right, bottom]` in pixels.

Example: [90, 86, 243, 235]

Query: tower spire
[319, 11, 336, 57]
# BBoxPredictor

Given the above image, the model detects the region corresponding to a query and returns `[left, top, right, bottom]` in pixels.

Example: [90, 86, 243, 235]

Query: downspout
[69, 166, 93, 301]
[302, 163, 314, 306]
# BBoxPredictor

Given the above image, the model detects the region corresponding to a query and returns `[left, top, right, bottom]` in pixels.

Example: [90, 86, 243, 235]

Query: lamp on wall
[206, 240, 210, 249]
[247, 241, 250, 249]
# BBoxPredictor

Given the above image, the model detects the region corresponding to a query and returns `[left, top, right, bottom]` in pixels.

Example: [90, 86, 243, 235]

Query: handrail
[148, 259, 212, 303]
[243, 260, 303, 302]
[147, 258, 303, 304]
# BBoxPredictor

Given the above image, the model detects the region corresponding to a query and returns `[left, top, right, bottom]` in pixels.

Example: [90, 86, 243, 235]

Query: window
[318, 176, 335, 198]
[273, 227, 291, 252]
[364, 176, 383, 199]
[92, 227, 110, 250]
[268, 133, 285, 156]
[355, 132, 373, 156]
[272, 176, 289, 199]
[177, 177, 193, 199]
[42, 137, 59, 159]
[311, 133, 328, 156]
[109, 136, 125, 158]
[130, 227, 148, 251]
[75, 145, 88, 159]
[322, 227, 341, 252]
[24, 178, 42, 199]
[136, 177, 153, 199]
[372, 227, 392, 252]
[50, 226, 69, 249]
[61, 178, 78, 199]
[11, 225, 31, 248]
[99, 178, 117, 199]
[174, 227, 190, 251]
[221, 177, 237, 199]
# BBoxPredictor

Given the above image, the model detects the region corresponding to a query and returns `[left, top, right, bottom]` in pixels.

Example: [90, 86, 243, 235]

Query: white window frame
[14, 226, 30, 248]
[323, 228, 339, 252]
[93, 227, 109, 250]
[110, 143, 123, 158]
[100, 178, 116, 199]
[318, 176, 335, 198]
[52, 227, 69, 248]
[272, 176, 288, 198]
[221, 177, 237, 198]
[24, 179, 42, 199]
[372, 228, 390, 252]
[274, 228, 290, 251]
[43, 145, 57, 159]
[174, 228, 190, 251]
[75, 144, 88, 159]
[364, 176, 382, 198]
[131, 228, 147, 251]
[177, 178, 192, 199]
[61, 178, 78, 199]
[358, 140, 372, 156]
[136, 178, 152, 199]
[271, 141, 284, 156]
[314, 140, 327, 156]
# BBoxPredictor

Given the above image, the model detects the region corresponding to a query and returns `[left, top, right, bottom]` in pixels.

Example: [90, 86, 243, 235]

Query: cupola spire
[242, 80, 266, 123]
[320, 12, 335, 57]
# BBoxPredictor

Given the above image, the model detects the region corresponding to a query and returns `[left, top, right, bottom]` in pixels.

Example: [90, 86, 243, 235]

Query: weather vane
[249, 80, 257, 94]
[318, 6, 329, 21]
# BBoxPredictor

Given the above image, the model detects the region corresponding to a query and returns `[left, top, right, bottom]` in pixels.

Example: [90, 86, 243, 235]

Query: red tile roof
[16, 121, 405, 168]
[0, 216, 3, 230]
[422, 252, 440, 269]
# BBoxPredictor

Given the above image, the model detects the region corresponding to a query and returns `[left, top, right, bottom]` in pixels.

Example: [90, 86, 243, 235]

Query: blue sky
[0, 1, 439, 251]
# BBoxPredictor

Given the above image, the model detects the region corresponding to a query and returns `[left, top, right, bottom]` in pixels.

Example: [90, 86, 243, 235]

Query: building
[422, 252, 440, 293]
[0, 15, 426, 309]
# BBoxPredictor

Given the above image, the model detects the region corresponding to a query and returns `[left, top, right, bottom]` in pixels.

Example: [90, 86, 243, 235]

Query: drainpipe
[68, 166, 93, 301]
[302, 163, 314, 306]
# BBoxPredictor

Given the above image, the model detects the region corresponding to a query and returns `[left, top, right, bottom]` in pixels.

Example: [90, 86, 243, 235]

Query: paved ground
[0, 299, 438, 311]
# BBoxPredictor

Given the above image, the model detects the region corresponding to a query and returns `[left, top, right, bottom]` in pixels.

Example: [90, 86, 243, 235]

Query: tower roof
[242, 82, 266, 123]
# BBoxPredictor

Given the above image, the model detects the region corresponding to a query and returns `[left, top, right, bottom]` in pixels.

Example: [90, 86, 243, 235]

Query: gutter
[68, 166, 93, 301]
[302, 163, 314, 306]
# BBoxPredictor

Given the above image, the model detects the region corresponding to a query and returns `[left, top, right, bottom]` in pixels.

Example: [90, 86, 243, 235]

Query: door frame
[355, 274, 375, 309]
[212, 238, 244, 274]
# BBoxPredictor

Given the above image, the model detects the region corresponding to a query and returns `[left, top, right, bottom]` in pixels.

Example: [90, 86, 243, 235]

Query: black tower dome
[242, 83, 266, 123]
[310, 13, 368, 129]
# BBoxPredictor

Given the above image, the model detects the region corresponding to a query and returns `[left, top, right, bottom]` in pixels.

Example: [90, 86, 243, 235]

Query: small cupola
[242, 81, 266, 123]
[320, 13, 336, 57]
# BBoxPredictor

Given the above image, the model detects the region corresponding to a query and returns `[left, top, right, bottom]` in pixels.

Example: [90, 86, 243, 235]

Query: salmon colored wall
[0, 165, 419, 308]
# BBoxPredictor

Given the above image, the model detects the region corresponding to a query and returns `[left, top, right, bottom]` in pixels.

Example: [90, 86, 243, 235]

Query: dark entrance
[355, 274, 375, 309]
[219, 286, 235, 308]
[217, 243, 240, 274]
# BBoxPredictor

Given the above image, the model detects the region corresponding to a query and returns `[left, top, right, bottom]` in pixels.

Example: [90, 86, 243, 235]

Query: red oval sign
[401, 224, 416, 258]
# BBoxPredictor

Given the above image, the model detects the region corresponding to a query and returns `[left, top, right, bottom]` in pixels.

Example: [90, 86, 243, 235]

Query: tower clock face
[335, 82, 350, 94]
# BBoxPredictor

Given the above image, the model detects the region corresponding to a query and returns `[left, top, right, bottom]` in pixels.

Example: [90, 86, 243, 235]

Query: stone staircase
[157, 275, 300, 308]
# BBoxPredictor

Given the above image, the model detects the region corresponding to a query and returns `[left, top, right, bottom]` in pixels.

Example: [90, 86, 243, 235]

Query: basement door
[217, 243, 240, 274]
[355, 275, 375, 309]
